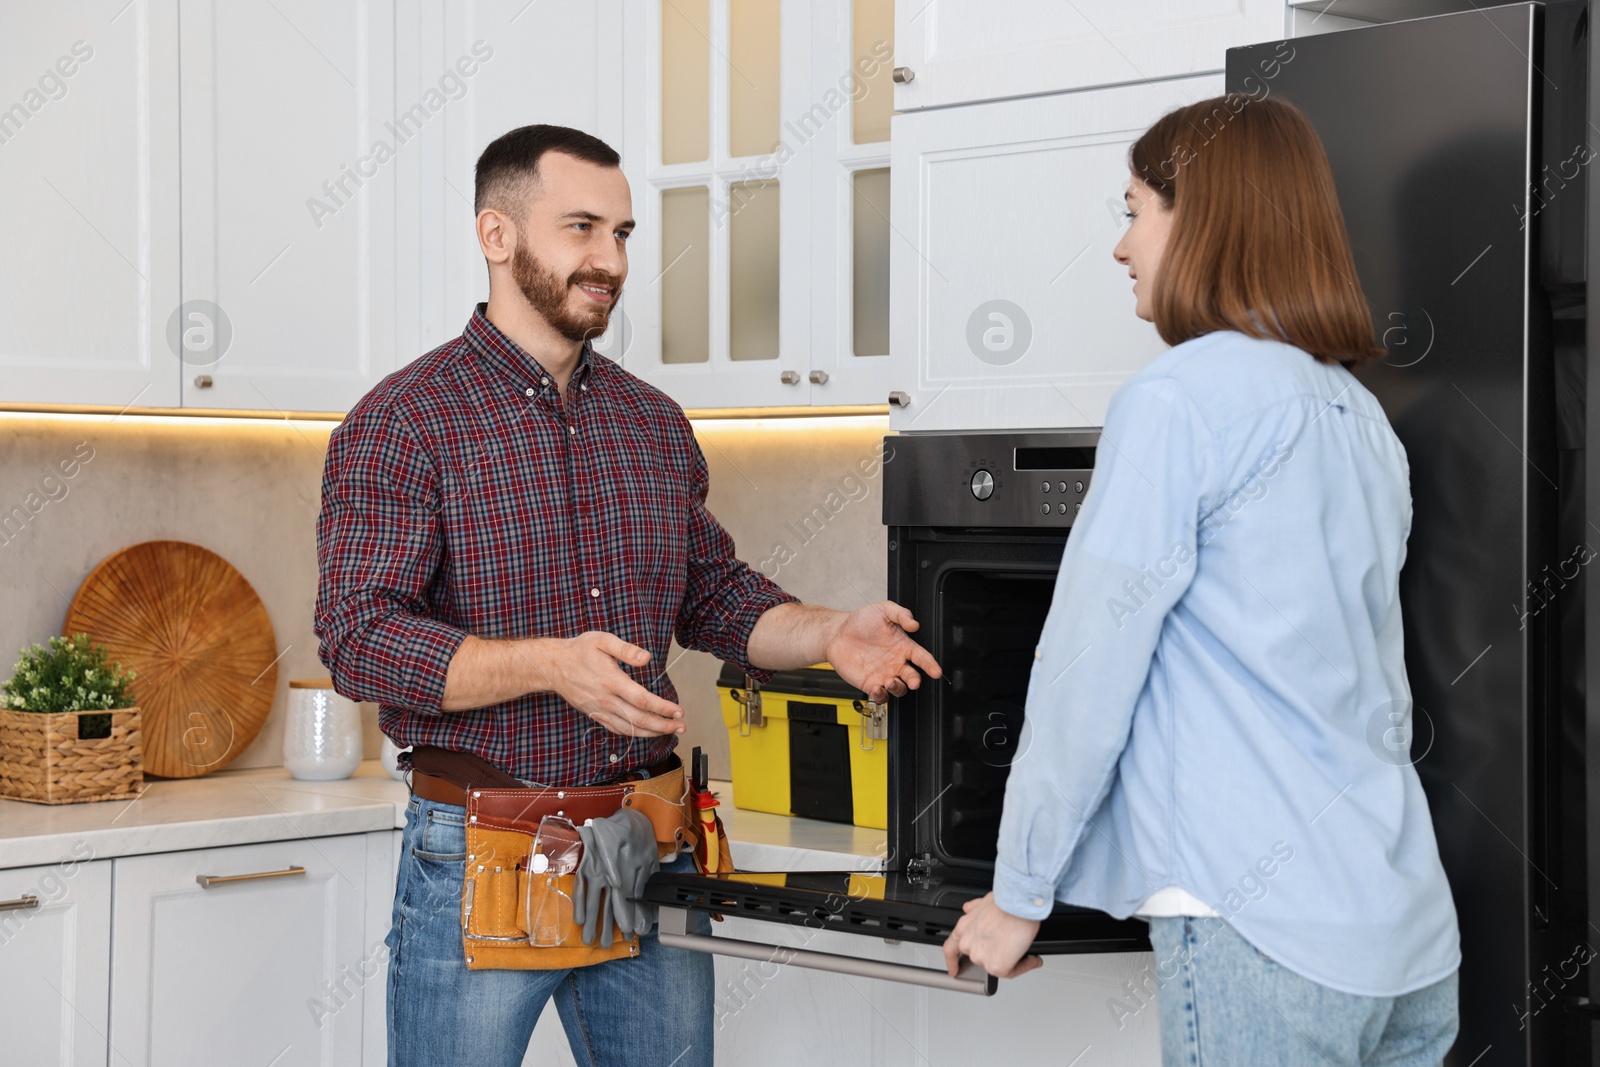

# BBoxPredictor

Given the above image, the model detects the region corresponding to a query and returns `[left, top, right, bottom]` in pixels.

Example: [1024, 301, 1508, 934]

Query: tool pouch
[460, 764, 728, 970]
[462, 820, 636, 970]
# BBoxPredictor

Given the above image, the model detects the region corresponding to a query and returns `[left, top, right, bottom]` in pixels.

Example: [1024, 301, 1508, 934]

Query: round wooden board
[63, 541, 278, 778]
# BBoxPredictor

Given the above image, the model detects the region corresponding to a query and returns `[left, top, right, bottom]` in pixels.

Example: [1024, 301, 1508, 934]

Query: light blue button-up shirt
[993, 330, 1461, 996]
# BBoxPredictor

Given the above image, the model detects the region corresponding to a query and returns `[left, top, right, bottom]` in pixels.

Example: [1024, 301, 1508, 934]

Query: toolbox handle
[731, 674, 764, 736]
[852, 698, 887, 750]
[657, 906, 997, 996]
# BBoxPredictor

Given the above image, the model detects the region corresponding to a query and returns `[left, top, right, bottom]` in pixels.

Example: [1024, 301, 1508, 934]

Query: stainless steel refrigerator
[1228, 4, 1592, 1063]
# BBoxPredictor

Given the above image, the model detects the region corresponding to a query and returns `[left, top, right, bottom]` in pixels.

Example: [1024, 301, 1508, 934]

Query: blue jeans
[1147, 917, 1458, 1066]
[386, 793, 714, 1067]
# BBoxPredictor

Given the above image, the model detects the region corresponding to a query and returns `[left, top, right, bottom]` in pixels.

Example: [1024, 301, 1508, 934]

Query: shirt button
[524, 388, 534, 397]
[590, 588, 600, 598]
[1034, 646, 1042, 660]
[580, 384, 588, 391]
[608, 753, 619, 764]
[1032, 897, 1046, 907]
[569, 426, 576, 435]
[541, 377, 549, 386]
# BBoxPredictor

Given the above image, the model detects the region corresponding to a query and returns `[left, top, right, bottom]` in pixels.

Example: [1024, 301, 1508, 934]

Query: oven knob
[969, 469, 995, 500]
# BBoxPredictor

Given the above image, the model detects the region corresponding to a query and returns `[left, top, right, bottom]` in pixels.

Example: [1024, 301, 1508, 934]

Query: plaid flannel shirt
[314, 305, 797, 786]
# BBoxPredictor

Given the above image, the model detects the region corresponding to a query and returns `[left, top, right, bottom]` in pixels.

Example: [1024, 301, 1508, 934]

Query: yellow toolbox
[716, 662, 888, 830]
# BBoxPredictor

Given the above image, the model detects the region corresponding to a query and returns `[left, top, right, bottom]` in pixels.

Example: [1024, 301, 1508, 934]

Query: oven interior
[889, 529, 1067, 876]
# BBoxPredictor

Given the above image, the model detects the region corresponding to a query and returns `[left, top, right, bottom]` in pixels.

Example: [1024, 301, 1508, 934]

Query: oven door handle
[656, 906, 997, 995]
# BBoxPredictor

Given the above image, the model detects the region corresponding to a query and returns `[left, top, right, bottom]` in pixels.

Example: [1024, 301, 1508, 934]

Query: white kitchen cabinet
[109, 833, 373, 1066]
[0, 2, 181, 409]
[363, 829, 400, 1067]
[618, 0, 817, 411]
[892, 0, 1284, 111]
[922, 950, 1162, 1066]
[888, 74, 1222, 434]
[0, 856, 112, 1067]
[410, 0, 625, 367]
[710, 917, 923, 1066]
[801, 0, 896, 408]
[697, 918, 1161, 1065]
[177, 0, 398, 414]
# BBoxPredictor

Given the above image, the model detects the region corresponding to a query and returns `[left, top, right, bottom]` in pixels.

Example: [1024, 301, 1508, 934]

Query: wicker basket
[0, 707, 145, 805]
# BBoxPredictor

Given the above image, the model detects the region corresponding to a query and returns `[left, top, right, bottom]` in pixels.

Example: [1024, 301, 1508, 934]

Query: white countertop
[0, 759, 885, 873]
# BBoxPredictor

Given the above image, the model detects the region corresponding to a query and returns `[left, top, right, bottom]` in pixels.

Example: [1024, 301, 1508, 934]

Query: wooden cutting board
[62, 541, 279, 778]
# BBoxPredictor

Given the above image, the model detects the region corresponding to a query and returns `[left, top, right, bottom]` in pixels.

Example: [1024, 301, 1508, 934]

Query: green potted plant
[0, 633, 144, 804]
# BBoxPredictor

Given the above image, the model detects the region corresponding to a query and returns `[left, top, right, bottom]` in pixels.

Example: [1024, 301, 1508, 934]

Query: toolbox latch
[851, 699, 888, 748]
[732, 676, 764, 735]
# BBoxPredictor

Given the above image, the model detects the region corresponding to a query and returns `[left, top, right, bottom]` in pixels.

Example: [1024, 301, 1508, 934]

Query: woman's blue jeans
[1147, 916, 1459, 1066]
[386, 793, 714, 1067]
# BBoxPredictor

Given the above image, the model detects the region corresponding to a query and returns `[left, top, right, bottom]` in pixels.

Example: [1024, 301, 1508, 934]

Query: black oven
[642, 432, 1151, 993]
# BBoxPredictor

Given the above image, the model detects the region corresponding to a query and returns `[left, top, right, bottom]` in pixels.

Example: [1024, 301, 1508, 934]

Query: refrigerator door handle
[656, 906, 998, 996]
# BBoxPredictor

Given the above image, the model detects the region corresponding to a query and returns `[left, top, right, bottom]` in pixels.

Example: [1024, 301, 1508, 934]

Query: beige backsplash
[0, 411, 889, 780]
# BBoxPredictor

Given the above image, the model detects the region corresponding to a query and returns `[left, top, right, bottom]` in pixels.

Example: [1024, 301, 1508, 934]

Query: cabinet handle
[193, 375, 214, 388]
[809, 370, 829, 385]
[888, 391, 910, 407]
[196, 865, 306, 889]
[892, 66, 915, 84]
[780, 370, 801, 385]
[0, 894, 40, 912]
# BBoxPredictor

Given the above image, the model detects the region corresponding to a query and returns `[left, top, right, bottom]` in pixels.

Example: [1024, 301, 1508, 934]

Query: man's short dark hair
[474, 124, 621, 217]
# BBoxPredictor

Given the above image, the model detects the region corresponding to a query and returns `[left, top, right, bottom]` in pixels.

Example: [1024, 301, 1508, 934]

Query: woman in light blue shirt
[943, 95, 1461, 1066]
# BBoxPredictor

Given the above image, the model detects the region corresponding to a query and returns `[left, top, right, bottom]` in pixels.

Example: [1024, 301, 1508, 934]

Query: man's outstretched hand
[824, 601, 942, 702]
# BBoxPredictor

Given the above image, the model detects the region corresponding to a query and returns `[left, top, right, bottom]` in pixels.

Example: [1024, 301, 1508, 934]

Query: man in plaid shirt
[314, 125, 938, 1067]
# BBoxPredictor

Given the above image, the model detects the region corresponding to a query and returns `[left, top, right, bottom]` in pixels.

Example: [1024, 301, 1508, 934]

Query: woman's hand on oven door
[824, 601, 943, 702]
[942, 892, 1044, 980]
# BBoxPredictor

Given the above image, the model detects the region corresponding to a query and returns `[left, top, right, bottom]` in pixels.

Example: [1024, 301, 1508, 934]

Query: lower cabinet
[707, 917, 1163, 1066]
[2, 825, 1161, 1066]
[0, 855, 112, 1067]
[108, 831, 394, 1067]
[466, 910, 1165, 1065]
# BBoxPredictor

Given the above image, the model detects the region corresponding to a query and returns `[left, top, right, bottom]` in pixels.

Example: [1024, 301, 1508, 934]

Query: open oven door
[640, 866, 1149, 996]
[641, 430, 1150, 994]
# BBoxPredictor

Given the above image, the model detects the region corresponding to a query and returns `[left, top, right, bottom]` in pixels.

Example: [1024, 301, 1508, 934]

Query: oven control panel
[884, 430, 1098, 528]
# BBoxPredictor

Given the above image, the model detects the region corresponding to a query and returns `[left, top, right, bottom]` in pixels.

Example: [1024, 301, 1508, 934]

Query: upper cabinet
[618, 0, 896, 409]
[413, 0, 625, 365]
[0, 1, 1289, 418]
[892, 0, 1286, 111]
[178, 0, 397, 414]
[888, 74, 1224, 434]
[0, 3, 181, 409]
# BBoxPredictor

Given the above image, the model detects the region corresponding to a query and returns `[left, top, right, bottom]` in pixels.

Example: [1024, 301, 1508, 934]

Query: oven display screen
[1014, 446, 1094, 471]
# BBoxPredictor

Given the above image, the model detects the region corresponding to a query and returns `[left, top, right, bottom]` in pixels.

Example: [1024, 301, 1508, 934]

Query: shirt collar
[464, 303, 602, 394]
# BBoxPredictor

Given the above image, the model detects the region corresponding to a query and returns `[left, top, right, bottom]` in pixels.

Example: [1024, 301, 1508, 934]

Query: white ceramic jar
[283, 679, 363, 780]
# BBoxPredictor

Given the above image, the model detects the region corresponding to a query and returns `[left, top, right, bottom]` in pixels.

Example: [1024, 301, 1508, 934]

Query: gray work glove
[572, 807, 661, 947]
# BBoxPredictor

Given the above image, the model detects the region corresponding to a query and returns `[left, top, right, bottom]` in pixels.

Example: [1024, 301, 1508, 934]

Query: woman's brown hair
[1128, 94, 1382, 365]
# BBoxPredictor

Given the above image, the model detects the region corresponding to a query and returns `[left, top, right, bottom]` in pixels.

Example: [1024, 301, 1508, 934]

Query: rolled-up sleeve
[673, 430, 798, 681]
[314, 401, 467, 712]
[992, 376, 1217, 919]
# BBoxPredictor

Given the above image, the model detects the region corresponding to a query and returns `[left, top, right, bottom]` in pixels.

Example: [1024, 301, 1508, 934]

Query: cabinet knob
[892, 66, 915, 84]
[809, 370, 829, 385]
[780, 370, 801, 385]
[888, 391, 910, 407]
[193, 375, 214, 389]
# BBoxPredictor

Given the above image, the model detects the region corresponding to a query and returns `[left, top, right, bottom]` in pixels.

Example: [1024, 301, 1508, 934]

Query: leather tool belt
[407, 746, 733, 970]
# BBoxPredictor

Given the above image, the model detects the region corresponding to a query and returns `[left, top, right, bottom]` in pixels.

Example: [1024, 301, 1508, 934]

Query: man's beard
[510, 241, 622, 346]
